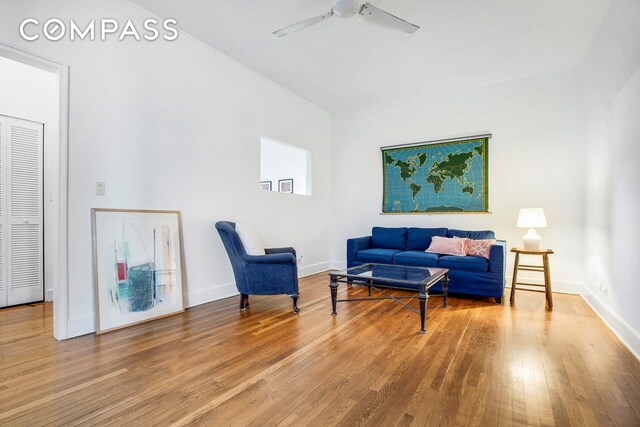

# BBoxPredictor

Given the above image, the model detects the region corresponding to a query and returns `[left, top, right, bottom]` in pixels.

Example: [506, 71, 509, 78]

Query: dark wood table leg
[419, 286, 428, 334]
[543, 253, 553, 310]
[510, 252, 520, 304]
[330, 276, 338, 316]
[441, 274, 449, 308]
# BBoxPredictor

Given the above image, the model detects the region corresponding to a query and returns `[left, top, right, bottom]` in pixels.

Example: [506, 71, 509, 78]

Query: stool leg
[543, 253, 553, 309]
[510, 253, 520, 304]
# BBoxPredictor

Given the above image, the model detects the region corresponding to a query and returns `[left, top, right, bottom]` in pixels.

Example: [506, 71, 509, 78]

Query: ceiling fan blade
[273, 12, 333, 37]
[360, 3, 419, 34]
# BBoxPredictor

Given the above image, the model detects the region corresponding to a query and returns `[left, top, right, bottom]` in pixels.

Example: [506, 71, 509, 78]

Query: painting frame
[381, 136, 490, 214]
[260, 181, 272, 191]
[91, 208, 187, 334]
[278, 178, 294, 194]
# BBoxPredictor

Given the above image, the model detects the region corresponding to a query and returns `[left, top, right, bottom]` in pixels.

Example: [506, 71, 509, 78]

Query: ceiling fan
[273, 0, 419, 37]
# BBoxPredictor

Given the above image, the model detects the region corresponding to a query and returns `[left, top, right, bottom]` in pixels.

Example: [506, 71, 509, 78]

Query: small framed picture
[278, 179, 293, 194]
[259, 181, 272, 191]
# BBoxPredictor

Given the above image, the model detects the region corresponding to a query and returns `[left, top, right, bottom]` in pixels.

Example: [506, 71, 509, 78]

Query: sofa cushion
[356, 248, 402, 264]
[393, 251, 439, 267]
[371, 227, 407, 249]
[406, 228, 448, 251]
[447, 229, 495, 240]
[437, 255, 490, 272]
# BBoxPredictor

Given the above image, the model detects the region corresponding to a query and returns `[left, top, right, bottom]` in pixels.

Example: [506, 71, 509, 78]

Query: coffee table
[328, 263, 449, 334]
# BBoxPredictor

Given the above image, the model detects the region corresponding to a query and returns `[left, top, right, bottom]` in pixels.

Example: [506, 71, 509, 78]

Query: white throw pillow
[235, 223, 266, 256]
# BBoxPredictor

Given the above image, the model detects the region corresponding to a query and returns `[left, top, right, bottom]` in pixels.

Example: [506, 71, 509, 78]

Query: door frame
[0, 41, 70, 340]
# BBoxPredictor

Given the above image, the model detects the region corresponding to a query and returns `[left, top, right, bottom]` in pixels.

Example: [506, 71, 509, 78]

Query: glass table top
[330, 263, 448, 287]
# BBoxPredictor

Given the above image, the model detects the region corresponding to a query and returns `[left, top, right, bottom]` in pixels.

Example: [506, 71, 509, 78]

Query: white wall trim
[186, 283, 238, 308]
[330, 261, 347, 271]
[0, 41, 70, 340]
[581, 287, 640, 361]
[67, 314, 94, 338]
[299, 261, 331, 278]
[181, 261, 332, 311]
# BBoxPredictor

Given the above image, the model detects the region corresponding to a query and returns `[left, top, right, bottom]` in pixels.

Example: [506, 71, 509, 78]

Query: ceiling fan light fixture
[332, 0, 361, 18]
[272, 1, 419, 37]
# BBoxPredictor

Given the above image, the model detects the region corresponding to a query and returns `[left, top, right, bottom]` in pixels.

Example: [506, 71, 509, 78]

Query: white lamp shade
[517, 208, 548, 228]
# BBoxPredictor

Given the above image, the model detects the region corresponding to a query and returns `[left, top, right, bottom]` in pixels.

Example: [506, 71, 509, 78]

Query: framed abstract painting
[91, 208, 186, 334]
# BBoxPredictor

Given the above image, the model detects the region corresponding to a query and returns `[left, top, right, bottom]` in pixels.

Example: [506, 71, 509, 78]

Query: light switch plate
[96, 181, 105, 196]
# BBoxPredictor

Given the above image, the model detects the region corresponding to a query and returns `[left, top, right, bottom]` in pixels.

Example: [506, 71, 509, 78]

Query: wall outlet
[96, 181, 105, 196]
[297, 255, 303, 264]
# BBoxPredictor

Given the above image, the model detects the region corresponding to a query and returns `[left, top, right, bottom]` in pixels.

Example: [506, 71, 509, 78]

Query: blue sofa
[347, 227, 507, 303]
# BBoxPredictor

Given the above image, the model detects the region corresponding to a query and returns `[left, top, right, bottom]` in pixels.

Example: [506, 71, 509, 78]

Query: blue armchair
[215, 221, 300, 313]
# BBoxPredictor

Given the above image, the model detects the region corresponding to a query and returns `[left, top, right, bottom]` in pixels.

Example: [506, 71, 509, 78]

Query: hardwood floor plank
[0, 273, 638, 426]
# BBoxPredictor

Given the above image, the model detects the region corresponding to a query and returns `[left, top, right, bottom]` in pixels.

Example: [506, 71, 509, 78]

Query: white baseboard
[45, 289, 54, 302]
[186, 282, 238, 308]
[299, 261, 331, 278]
[330, 261, 347, 270]
[63, 260, 332, 339]
[67, 314, 95, 338]
[506, 276, 582, 294]
[581, 288, 640, 361]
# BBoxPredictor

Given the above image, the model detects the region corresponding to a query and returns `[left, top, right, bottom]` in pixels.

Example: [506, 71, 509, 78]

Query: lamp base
[523, 228, 541, 251]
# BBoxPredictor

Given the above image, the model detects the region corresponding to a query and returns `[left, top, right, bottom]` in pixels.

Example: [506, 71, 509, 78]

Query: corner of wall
[581, 286, 640, 361]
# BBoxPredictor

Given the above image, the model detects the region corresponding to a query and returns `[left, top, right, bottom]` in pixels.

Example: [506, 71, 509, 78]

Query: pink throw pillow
[466, 239, 496, 259]
[453, 236, 472, 253]
[426, 236, 467, 256]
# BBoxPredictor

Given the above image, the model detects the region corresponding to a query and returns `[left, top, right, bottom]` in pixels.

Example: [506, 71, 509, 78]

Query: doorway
[0, 43, 70, 340]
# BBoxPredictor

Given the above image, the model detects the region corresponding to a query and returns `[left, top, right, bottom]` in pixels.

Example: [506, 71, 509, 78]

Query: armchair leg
[239, 294, 248, 311]
[291, 294, 300, 313]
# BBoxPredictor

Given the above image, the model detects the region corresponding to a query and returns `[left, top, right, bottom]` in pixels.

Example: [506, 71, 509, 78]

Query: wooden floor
[1, 274, 640, 426]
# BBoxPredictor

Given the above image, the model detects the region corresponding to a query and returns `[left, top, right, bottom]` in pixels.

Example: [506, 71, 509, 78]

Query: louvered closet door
[0, 116, 6, 308]
[6, 116, 43, 306]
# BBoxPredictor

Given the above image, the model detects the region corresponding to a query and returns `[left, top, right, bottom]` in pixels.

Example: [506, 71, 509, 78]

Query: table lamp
[517, 208, 547, 251]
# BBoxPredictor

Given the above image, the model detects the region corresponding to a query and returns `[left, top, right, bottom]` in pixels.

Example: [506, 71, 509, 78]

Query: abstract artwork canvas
[92, 209, 186, 333]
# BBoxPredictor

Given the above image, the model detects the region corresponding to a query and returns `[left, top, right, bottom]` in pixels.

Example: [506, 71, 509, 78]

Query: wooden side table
[509, 248, 554, 309]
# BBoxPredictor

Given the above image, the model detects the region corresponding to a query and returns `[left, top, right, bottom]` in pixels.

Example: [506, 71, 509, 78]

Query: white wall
[0, 56, 58, 302]
[581, 0, 640, 358]
[0, 0, 332, 337]
[260, 137, 311, 195]
[330, 69, 586, 293]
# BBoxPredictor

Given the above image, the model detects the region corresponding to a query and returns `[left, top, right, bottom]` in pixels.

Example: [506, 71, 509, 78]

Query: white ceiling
[131, 0, 611, 112]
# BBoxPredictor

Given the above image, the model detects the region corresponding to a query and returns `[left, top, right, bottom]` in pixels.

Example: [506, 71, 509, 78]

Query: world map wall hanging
[381, 135, 489, 214]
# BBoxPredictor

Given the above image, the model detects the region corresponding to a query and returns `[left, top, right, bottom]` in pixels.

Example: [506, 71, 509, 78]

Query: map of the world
[382, 137, 489, 213]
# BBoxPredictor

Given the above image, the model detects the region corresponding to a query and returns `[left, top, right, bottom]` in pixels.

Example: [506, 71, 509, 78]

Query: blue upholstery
[356, 248, 402, 264]
[347, 236, 371, 268]
[406, 227, 448, 251]
[437, 255, 489, 272]
[447, 229, 495, 239]
[371, 227, 407, 249]
[393, 251, 439, 267]
[346, 227, 507, 301]
[429, 270, 504, 299]
[215, 221, 299, 311]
